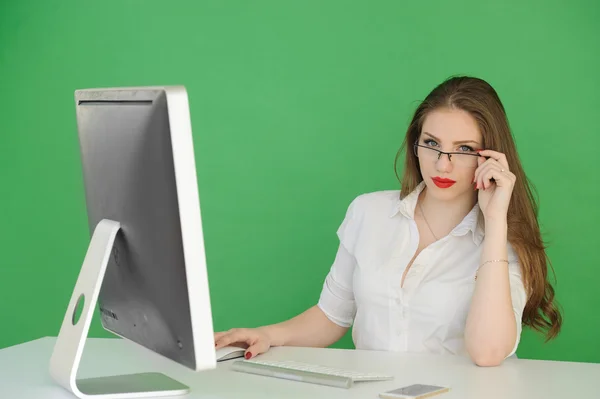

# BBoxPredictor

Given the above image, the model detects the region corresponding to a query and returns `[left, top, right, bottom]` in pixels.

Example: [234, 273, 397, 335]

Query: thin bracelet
[474, 259, 509, 281]
[480, 259, 509, 268]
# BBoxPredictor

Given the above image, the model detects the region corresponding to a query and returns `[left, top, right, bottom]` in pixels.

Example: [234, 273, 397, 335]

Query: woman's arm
[464, 217, 516, 366]
[467, 149, 520, 366]
[215, 241, 357, 358]
[261, 305, 349, 347]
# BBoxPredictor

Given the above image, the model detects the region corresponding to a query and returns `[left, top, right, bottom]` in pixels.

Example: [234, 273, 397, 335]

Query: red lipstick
[431, 177, 456, 188]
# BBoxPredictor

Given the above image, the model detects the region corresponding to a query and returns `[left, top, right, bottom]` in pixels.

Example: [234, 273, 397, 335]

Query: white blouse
[317, 181, 527, 358]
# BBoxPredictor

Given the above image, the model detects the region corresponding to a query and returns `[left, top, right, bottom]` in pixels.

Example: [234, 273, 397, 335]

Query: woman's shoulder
[337, 190, 402, 253]
[345, 190, 402, 219]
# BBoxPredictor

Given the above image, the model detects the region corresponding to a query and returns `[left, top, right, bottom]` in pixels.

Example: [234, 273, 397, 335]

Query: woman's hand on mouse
[214, 327, 273, 360]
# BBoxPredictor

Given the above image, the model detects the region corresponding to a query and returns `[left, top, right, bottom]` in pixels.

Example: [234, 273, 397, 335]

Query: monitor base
[49, 219, 189, 398]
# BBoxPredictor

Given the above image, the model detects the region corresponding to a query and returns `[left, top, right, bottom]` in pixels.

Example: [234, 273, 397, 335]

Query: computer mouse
[215, 345, 246, 362]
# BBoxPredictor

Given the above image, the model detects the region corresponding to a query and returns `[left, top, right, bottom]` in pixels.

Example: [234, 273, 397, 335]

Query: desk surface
[1, 337, 598, 399]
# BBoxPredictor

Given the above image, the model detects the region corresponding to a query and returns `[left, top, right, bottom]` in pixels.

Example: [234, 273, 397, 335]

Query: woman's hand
[214, 327, 273, 359]
[474, 149, 516, 221]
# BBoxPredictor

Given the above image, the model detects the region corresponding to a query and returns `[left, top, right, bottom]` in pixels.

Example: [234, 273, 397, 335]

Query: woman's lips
[431, 177, 456, 188]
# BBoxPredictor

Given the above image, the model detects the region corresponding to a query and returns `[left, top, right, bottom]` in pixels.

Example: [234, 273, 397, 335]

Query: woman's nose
[435, 152, 453, 172]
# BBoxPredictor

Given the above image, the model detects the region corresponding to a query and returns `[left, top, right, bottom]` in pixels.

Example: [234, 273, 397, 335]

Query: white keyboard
[231, 359, 394, 389]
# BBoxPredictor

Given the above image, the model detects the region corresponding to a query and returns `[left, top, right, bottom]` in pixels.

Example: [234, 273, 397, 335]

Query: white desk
[1, 337, 598, 399]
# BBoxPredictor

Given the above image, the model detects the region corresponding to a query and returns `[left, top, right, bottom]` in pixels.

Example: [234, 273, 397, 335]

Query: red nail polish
[476, 149, 483, 153]
[245, 352, 252, 359]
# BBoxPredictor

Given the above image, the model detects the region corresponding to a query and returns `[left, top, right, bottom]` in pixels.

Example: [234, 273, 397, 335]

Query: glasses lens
[417, 146, 438, 160]
[452, 153, 479, 167]
[417, 146, 478, 167]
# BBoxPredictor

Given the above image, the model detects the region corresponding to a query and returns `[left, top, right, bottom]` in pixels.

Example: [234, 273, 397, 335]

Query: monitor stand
[49, 219, 190, 398]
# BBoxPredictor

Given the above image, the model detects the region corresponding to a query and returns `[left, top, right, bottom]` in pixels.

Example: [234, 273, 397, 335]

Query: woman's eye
[424, 139, 438, 147]
[459, 145, 474, 152]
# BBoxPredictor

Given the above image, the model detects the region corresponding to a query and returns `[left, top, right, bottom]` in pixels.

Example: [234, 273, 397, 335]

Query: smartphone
[378, 384, 450, 399]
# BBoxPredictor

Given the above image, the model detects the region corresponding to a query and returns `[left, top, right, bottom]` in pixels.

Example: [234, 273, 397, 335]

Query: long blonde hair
[394, 76, 562, 340]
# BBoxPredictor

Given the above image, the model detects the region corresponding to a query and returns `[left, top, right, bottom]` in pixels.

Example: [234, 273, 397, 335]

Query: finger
[214, 328, 240, 344]
[473, 156, 486, 186]
[482, 169, 495, 190]
[477, 162, 504, 189]
[476, 149, 509, 169]
[215, 337, 250, 350]
[214, 331, 228, 342]
[483, 164, 504, 189]
[473, 157, 488, 183]
[244, 340, 270, 360]
[475, 160, 493, 189]
[482, 166, 513, 189]
[215, 330, 251, 349]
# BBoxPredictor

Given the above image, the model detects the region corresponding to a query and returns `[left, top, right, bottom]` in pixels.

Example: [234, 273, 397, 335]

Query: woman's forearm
[464, 217, 516, 366]
[260, 305, 349, 348]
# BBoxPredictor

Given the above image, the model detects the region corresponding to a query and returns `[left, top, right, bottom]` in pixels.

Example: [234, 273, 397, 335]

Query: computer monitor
[49, 86, 216, 398]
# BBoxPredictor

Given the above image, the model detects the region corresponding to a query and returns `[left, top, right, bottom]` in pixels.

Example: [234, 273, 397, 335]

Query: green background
[1, 0, 598, 363]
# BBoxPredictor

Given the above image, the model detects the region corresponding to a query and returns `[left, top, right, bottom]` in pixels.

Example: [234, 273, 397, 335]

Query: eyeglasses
[413, 142, 481, 168]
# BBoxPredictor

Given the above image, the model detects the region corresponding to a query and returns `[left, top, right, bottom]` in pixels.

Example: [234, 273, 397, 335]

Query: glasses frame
[413, 141, 482, 166]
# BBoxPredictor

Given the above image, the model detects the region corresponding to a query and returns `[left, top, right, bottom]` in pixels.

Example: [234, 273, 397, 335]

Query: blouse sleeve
[317, 196, 362, 327]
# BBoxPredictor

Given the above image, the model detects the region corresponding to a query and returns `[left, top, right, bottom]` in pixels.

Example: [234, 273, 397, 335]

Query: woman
[214, 76, 562, 367]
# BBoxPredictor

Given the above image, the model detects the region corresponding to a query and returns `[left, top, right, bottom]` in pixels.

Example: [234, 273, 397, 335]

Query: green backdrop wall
[1, 0, 598, 363]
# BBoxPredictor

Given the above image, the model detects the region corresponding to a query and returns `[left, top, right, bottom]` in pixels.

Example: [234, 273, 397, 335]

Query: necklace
[418, 200, 439, 241]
